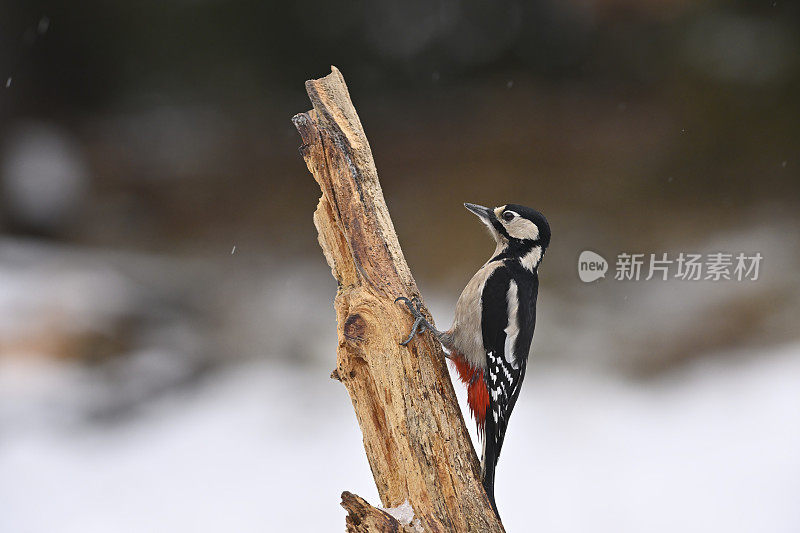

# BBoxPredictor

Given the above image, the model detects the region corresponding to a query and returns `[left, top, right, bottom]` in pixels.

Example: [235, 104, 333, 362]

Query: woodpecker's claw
[395, 296, 429, 346]
[400, 316, 427, 346]
[395, 296, 424, 314]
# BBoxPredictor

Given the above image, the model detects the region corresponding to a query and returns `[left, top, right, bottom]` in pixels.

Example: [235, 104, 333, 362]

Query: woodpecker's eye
[502, 211, 515, 222]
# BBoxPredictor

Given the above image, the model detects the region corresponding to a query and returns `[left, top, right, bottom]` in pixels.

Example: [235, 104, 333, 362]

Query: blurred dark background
[1, 1, 799, 532]
[2, 0, 798, 256]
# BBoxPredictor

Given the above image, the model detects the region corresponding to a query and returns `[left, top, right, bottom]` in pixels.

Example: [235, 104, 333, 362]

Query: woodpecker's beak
[464, 203, 493, 222]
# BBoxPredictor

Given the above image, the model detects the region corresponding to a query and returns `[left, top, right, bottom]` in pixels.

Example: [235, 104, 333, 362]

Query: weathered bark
[293, 67, 504, 532]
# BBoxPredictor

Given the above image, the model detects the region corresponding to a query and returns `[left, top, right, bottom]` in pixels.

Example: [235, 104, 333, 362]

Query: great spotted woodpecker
[396, 202, 550, 519]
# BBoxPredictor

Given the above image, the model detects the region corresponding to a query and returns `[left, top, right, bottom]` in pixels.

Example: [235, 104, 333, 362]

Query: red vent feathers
[451, 354, 489, 436]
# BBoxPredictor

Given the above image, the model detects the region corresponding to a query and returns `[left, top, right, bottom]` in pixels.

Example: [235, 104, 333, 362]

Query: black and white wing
[482, 267, 535, 458]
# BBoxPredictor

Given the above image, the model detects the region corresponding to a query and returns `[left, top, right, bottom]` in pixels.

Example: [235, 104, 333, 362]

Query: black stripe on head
[491, 217, 511, 240]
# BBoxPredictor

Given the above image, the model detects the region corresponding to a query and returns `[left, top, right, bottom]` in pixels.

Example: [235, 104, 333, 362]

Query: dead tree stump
[293, 67, 504, 533]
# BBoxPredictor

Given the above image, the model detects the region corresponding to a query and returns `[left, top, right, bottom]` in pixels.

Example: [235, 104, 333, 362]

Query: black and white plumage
[396, 202, 550, 521]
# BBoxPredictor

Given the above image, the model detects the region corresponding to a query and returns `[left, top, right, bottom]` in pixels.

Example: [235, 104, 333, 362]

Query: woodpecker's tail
[481, 416, 501, 520]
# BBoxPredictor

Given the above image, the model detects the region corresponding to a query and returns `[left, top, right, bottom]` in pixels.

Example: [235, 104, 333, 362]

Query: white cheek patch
[506, 218, 539, 241]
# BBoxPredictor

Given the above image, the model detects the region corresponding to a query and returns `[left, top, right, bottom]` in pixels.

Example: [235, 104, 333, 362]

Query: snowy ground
[3, 343, 799, 533]
[1, 235, 798, 532]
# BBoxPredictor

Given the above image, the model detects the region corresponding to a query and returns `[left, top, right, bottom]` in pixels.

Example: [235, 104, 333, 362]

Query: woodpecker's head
[464, 203, 550, 268]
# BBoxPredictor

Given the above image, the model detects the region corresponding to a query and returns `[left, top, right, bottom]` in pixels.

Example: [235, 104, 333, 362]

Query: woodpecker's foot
[395, 296, 431, 346]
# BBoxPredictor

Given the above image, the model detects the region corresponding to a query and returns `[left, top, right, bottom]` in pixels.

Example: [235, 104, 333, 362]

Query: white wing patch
[503, 280, 520, 368]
